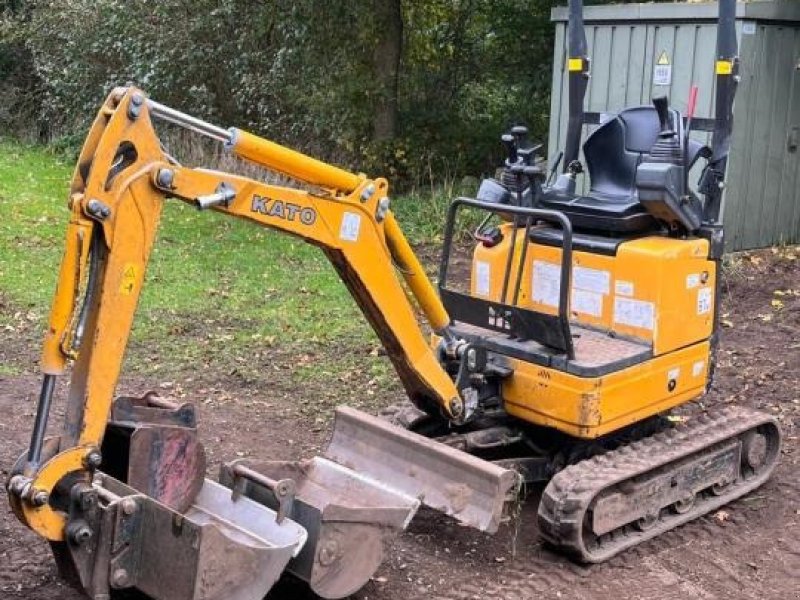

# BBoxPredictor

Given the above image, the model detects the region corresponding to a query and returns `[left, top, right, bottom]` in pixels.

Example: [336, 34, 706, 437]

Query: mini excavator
[7, 1, 781, 598]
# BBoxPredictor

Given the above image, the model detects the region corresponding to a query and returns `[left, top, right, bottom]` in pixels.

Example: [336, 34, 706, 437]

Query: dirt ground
[1, 247, 798, 600]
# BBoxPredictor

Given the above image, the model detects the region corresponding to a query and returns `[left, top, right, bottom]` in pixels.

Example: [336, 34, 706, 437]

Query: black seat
[540, 106, 689, 234]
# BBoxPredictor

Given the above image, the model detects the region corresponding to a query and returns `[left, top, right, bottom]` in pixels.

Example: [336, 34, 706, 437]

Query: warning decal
[653, 50, 672, 86]
[119, 264, 138, 296]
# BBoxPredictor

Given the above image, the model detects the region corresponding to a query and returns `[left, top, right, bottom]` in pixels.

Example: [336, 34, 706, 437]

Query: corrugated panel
[547, 4, 800, 251]
[729, 23, 800, 249]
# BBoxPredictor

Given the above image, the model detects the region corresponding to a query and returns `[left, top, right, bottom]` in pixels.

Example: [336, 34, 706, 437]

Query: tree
[372, 0, 403, 141]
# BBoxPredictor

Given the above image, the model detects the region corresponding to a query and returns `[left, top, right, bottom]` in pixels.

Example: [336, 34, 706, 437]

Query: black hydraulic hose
[72, 225, 103, 352]
[27, 374, 56, 467]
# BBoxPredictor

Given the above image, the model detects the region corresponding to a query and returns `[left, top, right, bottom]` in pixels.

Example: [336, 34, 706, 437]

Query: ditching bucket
[220, 456, 420, 599]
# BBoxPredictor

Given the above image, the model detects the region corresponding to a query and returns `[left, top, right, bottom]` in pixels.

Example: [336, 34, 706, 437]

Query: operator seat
[539, 105, 701, 235]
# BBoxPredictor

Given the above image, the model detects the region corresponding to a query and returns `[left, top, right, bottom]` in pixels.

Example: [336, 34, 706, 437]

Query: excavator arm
[8, 87, 478, 544]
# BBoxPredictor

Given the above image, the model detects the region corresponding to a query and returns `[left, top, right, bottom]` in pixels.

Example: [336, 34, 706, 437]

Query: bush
[1, 0, 594, 187]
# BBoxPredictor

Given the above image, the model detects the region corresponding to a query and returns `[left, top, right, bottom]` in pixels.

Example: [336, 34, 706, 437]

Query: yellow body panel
[503, 341, 710, 438]
[472, 225, 716, 355]
[469, 224, 716, 438]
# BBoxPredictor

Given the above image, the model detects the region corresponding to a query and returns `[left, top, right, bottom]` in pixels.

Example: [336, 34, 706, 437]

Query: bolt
[156, 168, 175, 189]
[32, 490, 49, 507]
[67, 522, 93, 545]
[85, 451, 102, 470]
[360, 183, 375, 203]
[8, 475, 28, 496]
[111, 568, 130, 588]
[86, 199, 111, 221]
[448, 397, 463, 418]
[375, 197, 391, 222]
[467, 348, 477, 371]
[120, 498, 137, 516]
[131, 93, 144, 106]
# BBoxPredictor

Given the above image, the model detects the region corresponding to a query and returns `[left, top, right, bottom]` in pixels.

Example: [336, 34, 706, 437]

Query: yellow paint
[568, 58, 584, 72]
[230, 128, 364, 193]
[716, 60, 733, 75]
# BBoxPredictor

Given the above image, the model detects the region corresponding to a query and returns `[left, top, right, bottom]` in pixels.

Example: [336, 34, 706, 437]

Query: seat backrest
[584, 106, 682, 201]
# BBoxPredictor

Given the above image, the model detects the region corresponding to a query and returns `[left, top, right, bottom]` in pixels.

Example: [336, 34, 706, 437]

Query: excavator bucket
[325, 407, 521, 533]
[220, 457, 420, 599]
[62, 475, 307, 600]
[217, 407, 519, 598]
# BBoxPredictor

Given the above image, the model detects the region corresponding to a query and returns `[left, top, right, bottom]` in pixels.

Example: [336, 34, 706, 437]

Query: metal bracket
[228, 462, 296, 524]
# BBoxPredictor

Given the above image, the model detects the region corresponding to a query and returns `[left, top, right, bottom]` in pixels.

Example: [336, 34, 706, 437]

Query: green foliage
[2, 0, 648, 186]
[1, 1, 557, 181]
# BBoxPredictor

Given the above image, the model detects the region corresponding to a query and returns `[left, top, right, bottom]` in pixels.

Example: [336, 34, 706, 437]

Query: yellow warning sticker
[568, 58, 583, 72]
[119, 263, 138, 296]
[716, 60, 733, 75]
[657, 51, 670, 66]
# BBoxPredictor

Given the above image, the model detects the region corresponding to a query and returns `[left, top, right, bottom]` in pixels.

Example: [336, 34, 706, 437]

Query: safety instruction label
[573, 266, 610, 295]
[339, 212, 361, 242]
[686, 273, 700, 289]
[532, 260, 561, 307]
[693, 360, 705, 377]
[614, 297, 655, 330]
[474, 261, 491, 297]
[572, 289, 603, 317]
[654, 50, 672, 86]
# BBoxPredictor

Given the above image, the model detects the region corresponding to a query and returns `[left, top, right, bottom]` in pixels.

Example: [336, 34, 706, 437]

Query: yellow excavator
[6, 1, 782, 598]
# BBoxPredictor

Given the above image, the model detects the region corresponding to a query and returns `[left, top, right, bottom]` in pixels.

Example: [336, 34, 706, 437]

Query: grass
[0, 139, 463, 378]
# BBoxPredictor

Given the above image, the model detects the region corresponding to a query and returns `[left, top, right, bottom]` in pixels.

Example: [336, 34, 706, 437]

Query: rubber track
[537, 405, 781, 563]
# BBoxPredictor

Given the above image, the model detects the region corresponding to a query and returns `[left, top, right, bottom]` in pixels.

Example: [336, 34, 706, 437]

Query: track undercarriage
[380, 401, 781, 562]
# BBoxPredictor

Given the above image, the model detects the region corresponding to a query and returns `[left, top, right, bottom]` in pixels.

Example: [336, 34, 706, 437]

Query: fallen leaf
[771, 299, 784, 310]
[721, 319, 734, 328]
[714, 510, 730, 523]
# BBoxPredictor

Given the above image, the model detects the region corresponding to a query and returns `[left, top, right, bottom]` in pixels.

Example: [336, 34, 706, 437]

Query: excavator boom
[6, 87, 519, 600]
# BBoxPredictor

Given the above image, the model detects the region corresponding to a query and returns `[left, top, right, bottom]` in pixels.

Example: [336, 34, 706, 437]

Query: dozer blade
[220, 457, 420, 599]
[63, 475, 307, 600]
[324, 406, 521, 533]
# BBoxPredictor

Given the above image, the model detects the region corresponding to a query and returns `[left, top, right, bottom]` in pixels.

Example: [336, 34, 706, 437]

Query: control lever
[653, 96, 675, 137]
[511, 125, 529, 147]
[501, 134, 518, 165]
